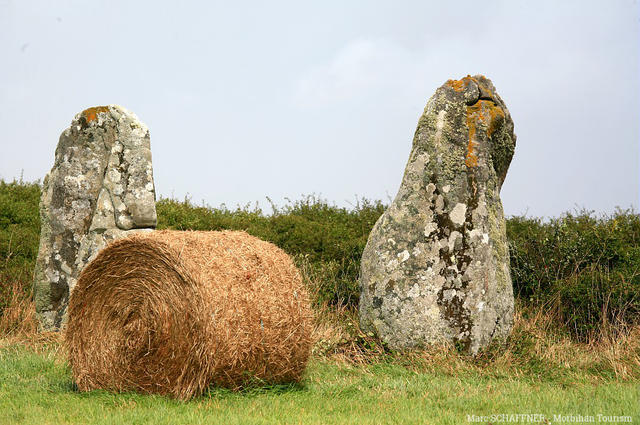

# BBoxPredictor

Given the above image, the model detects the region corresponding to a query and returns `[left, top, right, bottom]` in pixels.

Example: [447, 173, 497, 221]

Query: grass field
[1, 340, 637, 425]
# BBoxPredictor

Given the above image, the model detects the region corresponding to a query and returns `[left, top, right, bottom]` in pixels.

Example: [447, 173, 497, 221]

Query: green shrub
[507, 209, 640, 339]
[0, 180, 41, 314]
[156, 195, 385, 306]
[507, 210, 640, 297]
[552, 264, 640, 341]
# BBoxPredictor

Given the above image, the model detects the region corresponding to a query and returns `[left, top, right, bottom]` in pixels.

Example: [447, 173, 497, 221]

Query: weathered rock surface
[34, 105, 157, 331]
[359, 75, 516, 354]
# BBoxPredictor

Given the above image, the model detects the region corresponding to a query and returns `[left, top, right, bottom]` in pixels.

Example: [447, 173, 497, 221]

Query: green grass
[0, 343, 637, 425]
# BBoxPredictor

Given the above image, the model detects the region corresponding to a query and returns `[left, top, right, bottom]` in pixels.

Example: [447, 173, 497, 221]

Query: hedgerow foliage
[1, 180, 638, 341]
[0, 180, 40, 316]
[156, 196, 385, 306]
[507, 211, 640, 340]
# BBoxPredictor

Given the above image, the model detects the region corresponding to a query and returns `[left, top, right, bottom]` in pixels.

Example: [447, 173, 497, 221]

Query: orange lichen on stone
[446, 75, 474, 92]
[465, 100, 503, 168]
[464, 99, 506, 167]
[445, 75, 506, 168]
[486, 102, 505, 137]
[447, 79, 466, 92]
[82, 106, 110, 123]
[465, 102, 482, 167]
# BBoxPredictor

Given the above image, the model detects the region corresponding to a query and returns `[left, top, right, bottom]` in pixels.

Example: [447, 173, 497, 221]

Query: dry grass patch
[308, 296, 640, 384]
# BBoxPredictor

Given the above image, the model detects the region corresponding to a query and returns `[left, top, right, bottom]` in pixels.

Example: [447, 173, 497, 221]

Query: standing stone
[359, 75, 516, 354]
[34, 105, 157, 331]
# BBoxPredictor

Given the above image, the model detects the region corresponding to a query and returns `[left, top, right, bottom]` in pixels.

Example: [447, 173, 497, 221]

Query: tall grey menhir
[33, 106, 157, 331]
[359, 75, 516, 354]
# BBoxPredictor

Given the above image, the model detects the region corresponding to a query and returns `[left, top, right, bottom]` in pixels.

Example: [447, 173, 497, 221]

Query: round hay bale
[65, 230, 313, 399]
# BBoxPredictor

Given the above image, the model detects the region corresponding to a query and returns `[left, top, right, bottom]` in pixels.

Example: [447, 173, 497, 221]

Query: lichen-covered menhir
[33, 105, 157, 331]
[359, 75, 516, 354]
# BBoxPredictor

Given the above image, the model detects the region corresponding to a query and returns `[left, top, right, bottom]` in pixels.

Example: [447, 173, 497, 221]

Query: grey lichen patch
[359, 75, 516, 354]
[449, 203, 467, 226]
[33, 105, 157, 331]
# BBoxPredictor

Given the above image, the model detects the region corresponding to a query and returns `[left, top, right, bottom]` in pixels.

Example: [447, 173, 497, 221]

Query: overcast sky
[1, 0, 638, 217]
